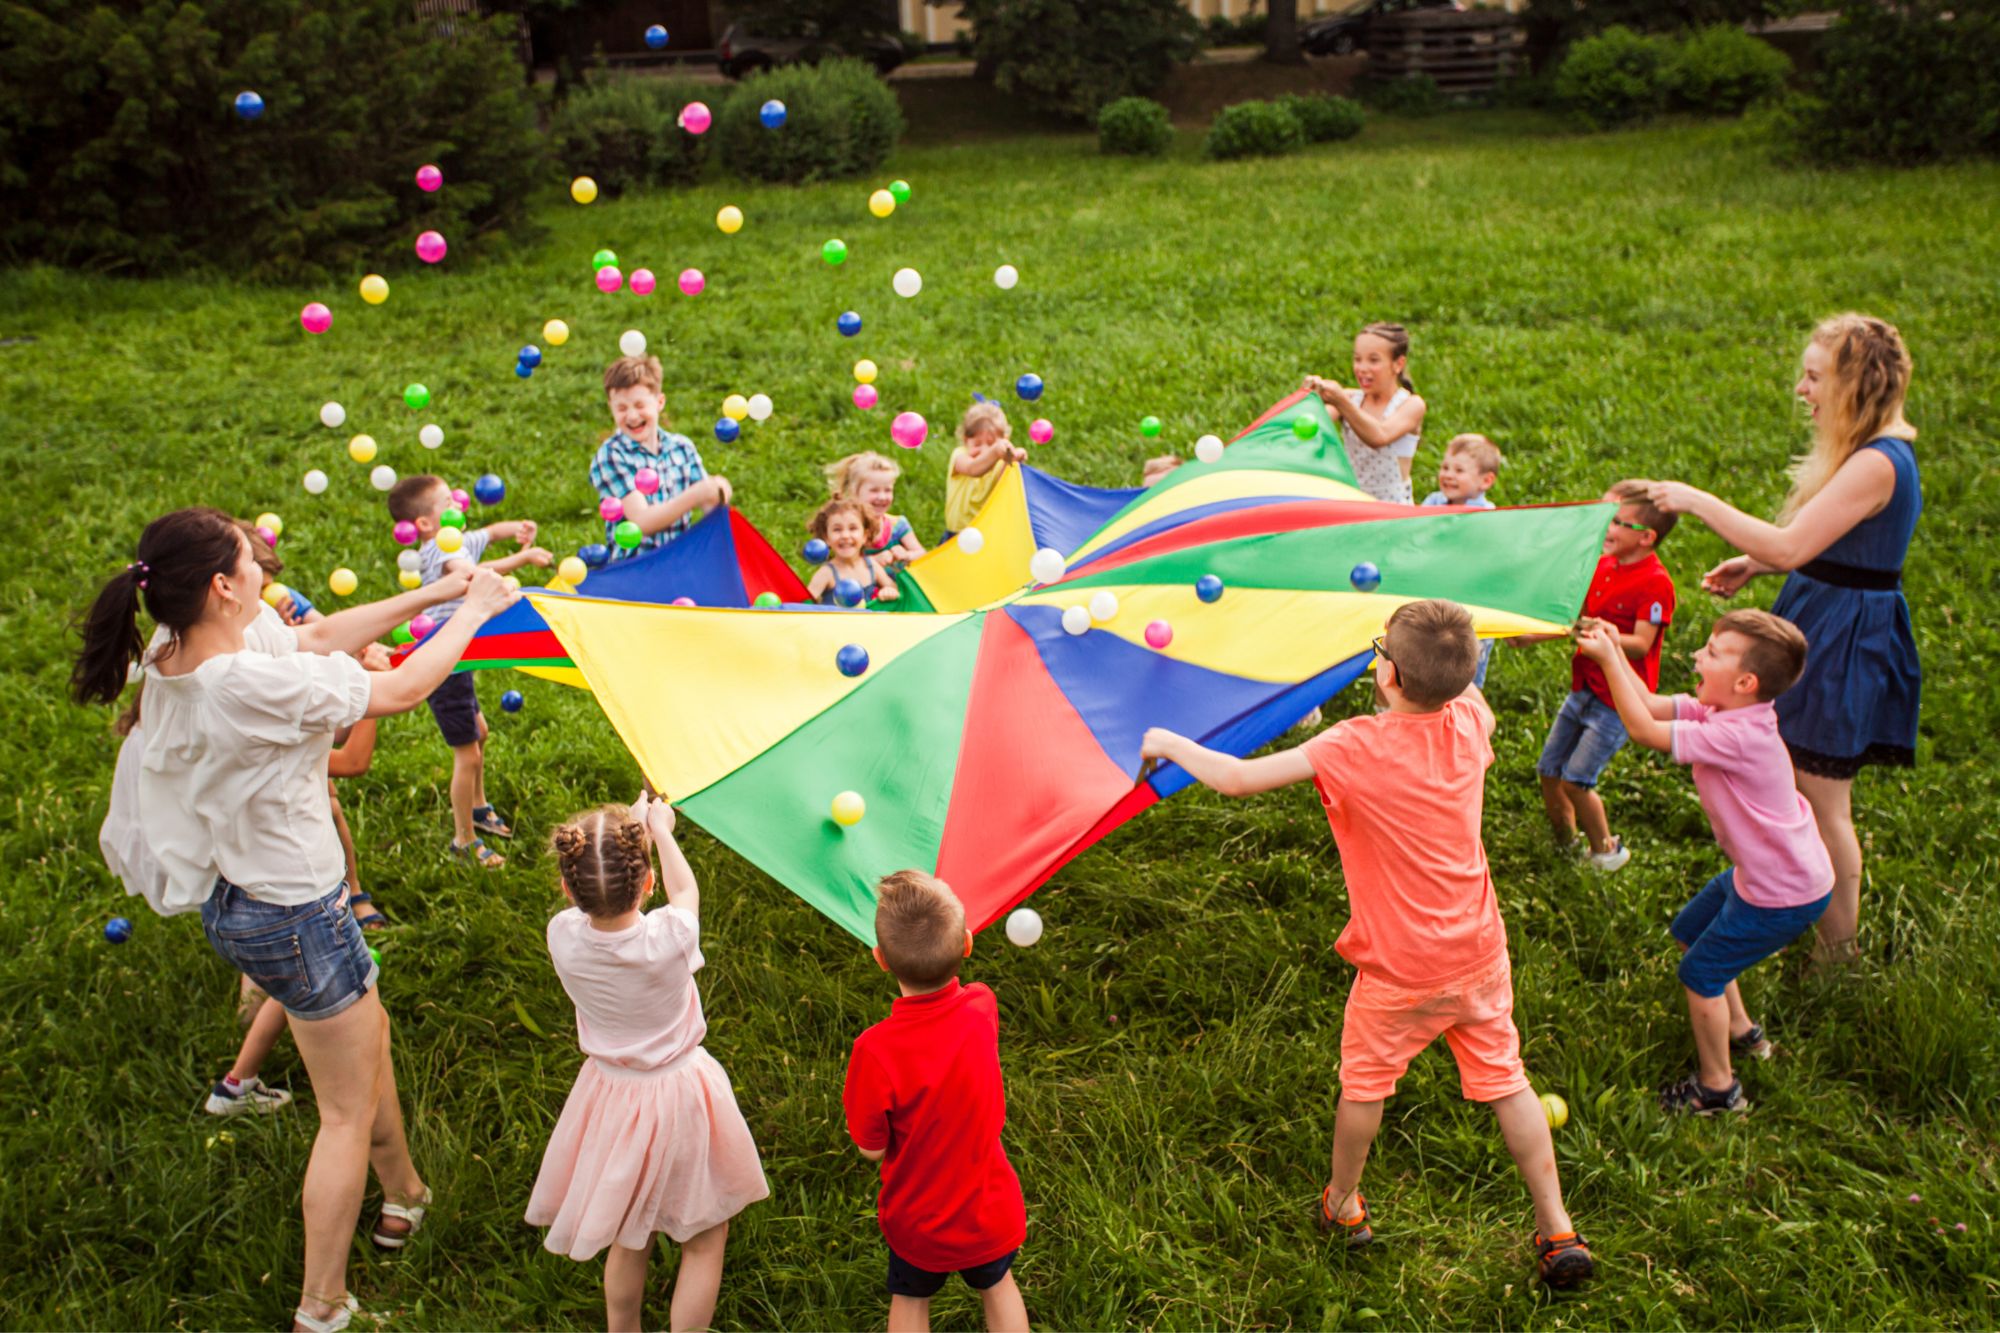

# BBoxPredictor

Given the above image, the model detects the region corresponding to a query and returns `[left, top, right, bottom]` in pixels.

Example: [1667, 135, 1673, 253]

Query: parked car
[1301, 0, 1464, 56]
[716, 23, 906, 79]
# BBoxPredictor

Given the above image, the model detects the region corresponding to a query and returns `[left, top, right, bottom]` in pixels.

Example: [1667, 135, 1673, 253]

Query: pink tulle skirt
[526, 1048, 769, 1257]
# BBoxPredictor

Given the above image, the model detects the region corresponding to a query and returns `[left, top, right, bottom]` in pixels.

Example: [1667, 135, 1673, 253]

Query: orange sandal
[1319, 1185, 1372, 1247]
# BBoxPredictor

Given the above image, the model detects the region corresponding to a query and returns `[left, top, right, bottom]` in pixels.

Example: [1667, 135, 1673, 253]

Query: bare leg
[448, 743, 483, 849]
[472, 714, 491, 811]
[670, 1221, 729, 1333]
[1489, 1087, 1574, 1238]
[1326, 1094, 1385, 1218]
[1564, 781, 1614, 855]
[1723, 980, 1754, 1038]
[888, 1295, 931, 1333]
[604, 1242, 649, 1333]
[979, 1272, 1029, 1333]
[1685, 989, 1734, 1091]
[286, 991, 393, 1328]
[228, 994, 290, 1082]
[1540, 775, 1577, 845]
[1797, 771, 1860, 963]
[365, 1007, 425, 1206]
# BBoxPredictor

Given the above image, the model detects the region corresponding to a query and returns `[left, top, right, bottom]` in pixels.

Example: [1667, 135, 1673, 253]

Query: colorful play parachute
[528, 391, 1614, 942]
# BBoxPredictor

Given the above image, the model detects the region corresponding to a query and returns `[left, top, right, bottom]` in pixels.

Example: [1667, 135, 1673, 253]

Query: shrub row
[1206, 93, 1364, 160]
[1554, 23, 1791, 128]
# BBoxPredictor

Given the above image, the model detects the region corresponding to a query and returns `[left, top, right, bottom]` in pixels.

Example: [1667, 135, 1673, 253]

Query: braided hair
[550, 805, 653, 917]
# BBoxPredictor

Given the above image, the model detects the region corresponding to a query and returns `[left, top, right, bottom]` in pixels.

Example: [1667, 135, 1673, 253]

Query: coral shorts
[1338, 953, 1529, 1103]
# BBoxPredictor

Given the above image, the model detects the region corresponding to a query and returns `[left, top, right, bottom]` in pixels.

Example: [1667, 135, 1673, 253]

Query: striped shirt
[588, 428, 707, 560]
[418, 527, 491, 623]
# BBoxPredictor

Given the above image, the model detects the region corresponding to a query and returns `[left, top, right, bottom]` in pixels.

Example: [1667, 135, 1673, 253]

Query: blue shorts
[202, 879, 379, 1021]
[1472, 640, 1494, 690]
[1671, 869, 1830, 999]
[426, 670, 483, 748]
[886, 1246, 1017, 1299]
[1536, 689, 1629, 789]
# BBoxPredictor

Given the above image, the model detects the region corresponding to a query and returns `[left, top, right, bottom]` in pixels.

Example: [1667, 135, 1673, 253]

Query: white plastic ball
[1061, 605, 1091, 636]
[993, 264, 1019, 290]
[419, 423, 444, 449]
[957, 526, 985, 555]
[370, 464, 397, 491]
[746, 392, 773, 422]
[1089, 589, 1119, 623]
[1195, 434, 1225, 464]
[1029, 547, 1065, 585]
[397, 549, 421, 573]
[619, 328, 647, 357]
[1004, 907, 1043, 947]
[302, 469, 329, 495]
[892, 267, 922, 298]
[319, 401, 346, 429]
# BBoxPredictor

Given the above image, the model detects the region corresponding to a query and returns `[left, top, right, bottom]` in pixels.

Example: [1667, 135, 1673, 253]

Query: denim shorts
[201, 878, 378, 1021]
[1672, 868, 1830, 998]
[886, 1246, 1017, 1299]
[426, 669, 482, 748]
[1536, 689, 1629, 789]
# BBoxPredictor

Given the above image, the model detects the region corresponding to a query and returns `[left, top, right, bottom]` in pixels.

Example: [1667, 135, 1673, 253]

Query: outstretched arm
[1140, 728, 1315, 797]
[1646, 449, 1895, 573]
[295, 572, 474, 658]
[1574, 624, 1673, 750]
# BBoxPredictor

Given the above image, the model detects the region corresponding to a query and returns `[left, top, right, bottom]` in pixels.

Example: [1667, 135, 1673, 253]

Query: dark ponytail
[1360, 321, 1415, 393]
[72, 507, 246, 706]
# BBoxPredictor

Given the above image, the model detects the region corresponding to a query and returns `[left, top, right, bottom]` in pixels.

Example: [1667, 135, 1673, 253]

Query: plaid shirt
[588, 428, 707, 559]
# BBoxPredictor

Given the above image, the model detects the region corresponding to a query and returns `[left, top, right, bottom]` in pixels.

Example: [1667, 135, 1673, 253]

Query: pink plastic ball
[595, 265, 623, 294]
[393, 520, 418, 546]
[679, 101, 712, 134]
[415, 164, 443, 192]
[1029, 418, 1054, 444]
[678, 268, 705, 296]
[634, 467, 661, 495]
[890, 411, 928, 450]
[671, 596, 697, 607]
[853, 383, 879, 411]
[299, 302, 332, 334]
[451, 488, 471, 511]
[630, 268, 657, 296]
[410, 614, 437, 640]
[415, 230, 447, 263]
[599, 496, 625, 523]
[1144, 619, 1174, 650]
[256, 526, 278, 548]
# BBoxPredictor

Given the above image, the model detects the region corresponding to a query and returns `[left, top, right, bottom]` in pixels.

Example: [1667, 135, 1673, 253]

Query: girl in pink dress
[527, 795, 769, 1332]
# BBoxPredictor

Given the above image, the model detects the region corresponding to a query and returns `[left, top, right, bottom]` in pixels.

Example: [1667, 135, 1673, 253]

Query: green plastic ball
[614, 518, 643, 549]
[888, 179, 911, 205]
[1293, 416, 1319, 440]
[368, 945, 382, 967]
[1139, 415, 1162, 438]
[753, 591, 781, 608]
[592, 248, 618, 271]
[438, 506, 465, 529]
[391, 622, 414, 645]
[403, 383, 430, 410]
[822, 238, 847, 266]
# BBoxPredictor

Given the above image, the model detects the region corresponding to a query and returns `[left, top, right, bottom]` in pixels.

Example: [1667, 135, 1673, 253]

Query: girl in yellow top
[945, 402, 1026, 534]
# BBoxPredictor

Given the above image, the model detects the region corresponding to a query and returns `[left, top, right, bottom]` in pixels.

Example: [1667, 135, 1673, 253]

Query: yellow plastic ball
[348, 434, 377, 463]
[398, 569, 422, 590]
[261, 582, 290, 608]
[255, 512, 284, 538]
[570, 176, 598, 204]
[853, 359, 878, 385]
[716, 204, 744, 235]
[328, 568, 358, 596]
[359, 274, 389, 305]
[868, 189, 895, 219]
[831, 790, 866, 827]
[722, 394, 749, 421]
[436, 525, 464, 554]
[1541, 1092, 1569, 1129]
[558, 556, 588, 585]
[543, 318, 570, 347]
[503, 574, 522, 592]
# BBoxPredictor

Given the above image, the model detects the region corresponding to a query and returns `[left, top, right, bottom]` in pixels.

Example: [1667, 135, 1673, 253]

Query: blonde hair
[1778, 313, 1914, 524]
[958, 401, 1011, 444]
[1445, 433, 1505, 476]
[1358, 321, 1415, 393]
[873, 870, 967, 989]
[604, 355, 664, 395]
[1382, 599, 1478, 708]
[1712, 609, 1808, 701]
[824, 451, 900, 500]
[550, 805, 651, 918]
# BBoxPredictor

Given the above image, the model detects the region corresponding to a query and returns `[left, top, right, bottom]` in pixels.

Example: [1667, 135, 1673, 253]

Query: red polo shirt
[1572, 552, 1676, 704]
[843, 979, 1026, 1271]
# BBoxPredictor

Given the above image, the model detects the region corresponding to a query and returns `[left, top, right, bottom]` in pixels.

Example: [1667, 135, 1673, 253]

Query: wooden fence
[1367, 9, 1525, 96]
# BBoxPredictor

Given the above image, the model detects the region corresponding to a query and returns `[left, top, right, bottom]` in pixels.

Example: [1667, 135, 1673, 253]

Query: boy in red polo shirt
[1535, 480, 1678, 871]
[844, 871, 1029, 1332]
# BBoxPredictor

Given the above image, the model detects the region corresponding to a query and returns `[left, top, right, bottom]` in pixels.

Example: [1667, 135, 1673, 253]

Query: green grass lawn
[2, 111, 1998, 1330]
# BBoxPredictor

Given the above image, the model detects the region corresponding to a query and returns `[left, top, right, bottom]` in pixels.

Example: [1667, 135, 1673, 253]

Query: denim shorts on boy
[886, 1245, 1018, 1299]
[426, 669, 482, 748]
[1536, 689, 1630, 788]
[1672, 868, 1831, 998]
[202, 878, 379, 1021]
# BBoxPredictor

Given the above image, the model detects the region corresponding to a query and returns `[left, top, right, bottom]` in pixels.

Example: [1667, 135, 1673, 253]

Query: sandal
[471, 804, 514, 840]
[293, 1292, 358, 1333]
[347, 890, 389, 931]
[1318, 1185, 1372, 1248]
[1534, 1230, 1596, 1288]
[450, 836, 505, 869]
[372, 1187, 432, 1251]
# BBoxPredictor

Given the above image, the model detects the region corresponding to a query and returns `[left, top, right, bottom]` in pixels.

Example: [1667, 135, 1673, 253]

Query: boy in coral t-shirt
[1142, 599, 1594, 1289]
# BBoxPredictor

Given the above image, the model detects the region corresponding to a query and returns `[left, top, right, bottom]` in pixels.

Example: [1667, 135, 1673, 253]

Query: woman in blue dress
[1645, 313, 1919, 964]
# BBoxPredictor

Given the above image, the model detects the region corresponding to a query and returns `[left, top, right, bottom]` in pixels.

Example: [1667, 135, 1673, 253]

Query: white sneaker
[204, 1076, 293, 1116]
[1587, 838, 1631, 872]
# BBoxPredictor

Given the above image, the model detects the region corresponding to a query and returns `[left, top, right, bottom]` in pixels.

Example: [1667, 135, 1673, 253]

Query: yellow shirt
[945, 447, 1007, 532]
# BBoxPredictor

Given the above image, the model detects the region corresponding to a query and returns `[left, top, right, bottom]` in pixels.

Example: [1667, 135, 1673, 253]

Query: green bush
[1205, 99, 1305, 160]
[549, 77, 720, 196]
[1205, 2, 1266, 47]
[1362, 73, 1446, 118]
[1097, 96, 1175, 155]
[0, 0, 543, 279]
[711, 58, 903, 184]
[1788, 0, 2000, 164]
[1665, 24, 1790, 114]
[955, 0, 1203, 123]
[1276, 93, 1365, 142]
[1555, 25, 1673, 127]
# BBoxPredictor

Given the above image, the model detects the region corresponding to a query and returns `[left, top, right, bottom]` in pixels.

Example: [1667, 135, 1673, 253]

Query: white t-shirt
[419, 528, 491, 623]
[136, 647, 371, 911]
[1340, 388, 1421, 505]
[547, 904, 707, 1071]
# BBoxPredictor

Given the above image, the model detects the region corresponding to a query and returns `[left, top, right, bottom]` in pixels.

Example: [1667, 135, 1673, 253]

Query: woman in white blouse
[72, 507, 518, 1333]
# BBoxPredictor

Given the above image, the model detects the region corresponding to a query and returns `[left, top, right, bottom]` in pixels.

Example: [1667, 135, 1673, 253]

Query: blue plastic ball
[473, 473, 505, 506]
[518, 344, 542, 369]
[105, 916, 133, 944]
[803, 538, 831, 564]
[1015, 372, 1044, 402]
[578, 543, 610, 568]
[515, 362, 534, 379]
[837, 311, 862, 338]
[760, 99, 788, 129]
[1196, 574, 1224, 604]
[833, 577, 865, 607]
[715, 417, 740, 443]
[644, 23, 669, 49]
[234, 90, 264, 120]
[1349, 561, 1382, 592]
[501, 690, 524, 713]
[836, 643, 870, 677]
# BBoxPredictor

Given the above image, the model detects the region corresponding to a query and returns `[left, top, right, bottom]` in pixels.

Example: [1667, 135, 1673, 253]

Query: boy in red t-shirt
[843, 871, 1030, 1332]
[1533, 480, 1678, 872]
[1142, 600, 1595, 1289]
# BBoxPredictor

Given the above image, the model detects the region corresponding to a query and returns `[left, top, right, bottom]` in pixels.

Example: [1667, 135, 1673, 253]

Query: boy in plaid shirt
[589, 356, 734, 561]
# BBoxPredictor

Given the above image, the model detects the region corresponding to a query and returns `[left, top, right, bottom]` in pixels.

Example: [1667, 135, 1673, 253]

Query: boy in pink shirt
[1142, 599, 1594, 1289]
[1577, 609, 1831, 1116]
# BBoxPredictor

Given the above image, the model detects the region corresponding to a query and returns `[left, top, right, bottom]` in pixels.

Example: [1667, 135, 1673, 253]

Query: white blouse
[1340, 388, 1421, 505]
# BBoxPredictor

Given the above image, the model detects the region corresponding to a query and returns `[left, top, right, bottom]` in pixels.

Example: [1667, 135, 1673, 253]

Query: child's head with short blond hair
[550, 804, 652, 919]
[1380, 598, 1480, 709]
[1708, 609, 1808, 702]
[958, 401, 1011, 449]
[603, 355, 668, 442]
[872, 870, 969, 992]
[1141, 454, 1183, 487]
[1435, 434, 1505, 504]
[826, 451, 903, 529]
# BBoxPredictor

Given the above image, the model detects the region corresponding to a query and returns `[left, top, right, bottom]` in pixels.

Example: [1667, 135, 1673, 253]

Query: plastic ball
[1015, 373, 1044, 401]
[760, 99, 787, 129]
[598, 496, 625, 523]
[956, 526, 985, 555]
[571, 176, 598, 205]
[1349, 561, 1382, 592]
[715, 417, 739, 443]
[397, 549, 421, 572]
[1541, 1093, 1569, 1129]
[836, 643, 870, 677]
[822, 238, 847, 266]
[890, 411, 928, 449]
[303, 469, 329, 495]
[633, 466, 660, 496]
[348, 434, 378, 463]
[618, 328, 646, 357]
[592, 248, 619, 270]
[596, 266, 624, 294]
[370, 464, 396, 491]
[1029, 548, 1066, 585]
[747, 392, 773, 422]
[542, 555, 581, 588]
[752, 591, 781, 609]
[415, 230, 447, 263]
[419, 423, 444, 449]
[451, 487, 471, 511]
[319, 401, 346, 428]
[868, 189, 896, 218]
[1005, 908, 1042, 947]
[630, 268, 656, 296]
[1293, 416, 1319, 440]
[645, 23, 668, 48]
[474, 473, 505, 505]
[403, 383, 429, 410]
[1088, 589, 1119, 623]
[415, 164, 443, 192]
[994, 263, 1019, 290]
[369, 944, 383, 968]
[399, 569, 421, 590]
[837, 310, 862, 337]
[105, 916, 134, 943]
[329, 568, 358, 596]
[671, 596, 696, 607]
[410, 613, 437, 640]
[261, 582, 290, 608]
[1196, 574, 1224, 603]
[390, 623, 415, 646]
[723, 393, 749, 421]
[852, 384, 878, 411]
[516, 344, 543, 370]
[579, 543, 610, 568]
[431, 505, 458, 531]
[1029, 418, 1053, 445]
[1145, 619, 1173, 649]
[853, 358, 878, 385]
[543, 319, 570, 346]
[833, 577, 865, 607]
[892, 267, 922, 298]
[1140, 415, 1162, 438]
[515, 362, 533, 379]
[256, 526, 278, 548]
[393, 519, 419, 546]
[614, 519, 643, 549]
[300, 302, 332, 334]
[888, 179, 911, 205]
[714, 205, 744, 236]
[678, 101, 711, 134]
[359, 274, 389, 305]
[501, 689, 524, 713]
[1061, 605, 1091, 636]
[234, 91, 264, 120]
[256, 512, 284, 538]
[1195, 434, 1225, 464]
[830, 790, 865, 826]
[802, 538, 831, 564]
[678, 268, 704, 296]
[436, 525, 463, 554]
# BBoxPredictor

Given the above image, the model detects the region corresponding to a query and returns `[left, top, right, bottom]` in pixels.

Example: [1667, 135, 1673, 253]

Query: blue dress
[1767, 437, 1921, 777]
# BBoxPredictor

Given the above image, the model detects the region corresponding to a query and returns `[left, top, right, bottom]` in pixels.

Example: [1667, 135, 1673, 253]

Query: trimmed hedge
[1277, 93, 1366, 142]
[1554, 25, 1674, 127]
[1665, 24, 1790, 114]
[549, 77, 721, 197]
[1205, 100, 1305, 159]
[711, 58, 903, 184]
[1098, 96, 1175, 156]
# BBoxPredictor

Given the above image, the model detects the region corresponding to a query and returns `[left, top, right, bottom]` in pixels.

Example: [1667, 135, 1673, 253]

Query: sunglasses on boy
[1609, 518, 1653, 533]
